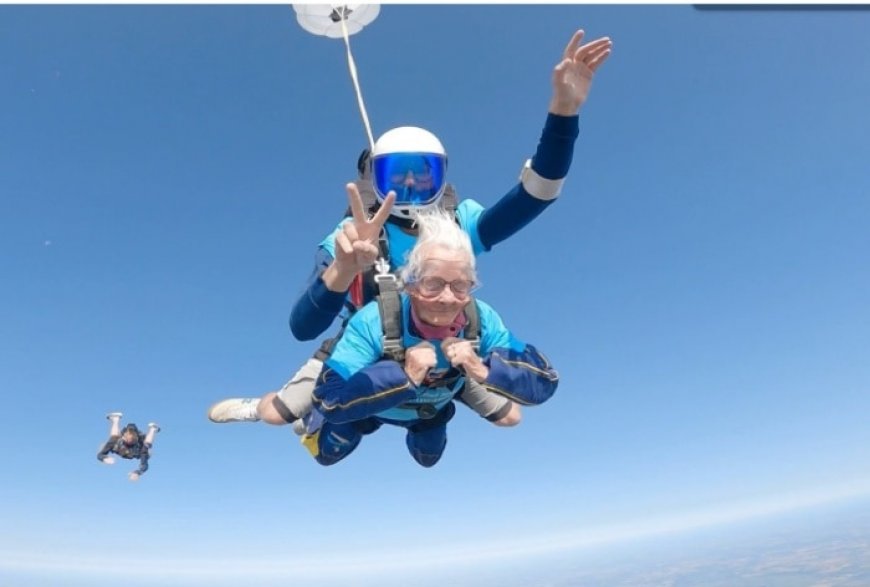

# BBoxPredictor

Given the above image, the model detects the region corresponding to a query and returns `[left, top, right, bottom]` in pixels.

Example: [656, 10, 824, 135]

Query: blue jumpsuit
[309, 296, 558, 467]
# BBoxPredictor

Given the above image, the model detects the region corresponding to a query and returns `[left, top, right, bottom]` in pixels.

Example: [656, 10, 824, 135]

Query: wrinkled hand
[549, 29, 613, 116]
[101, 456, 115, 465]
[404, 341, 437, 386]
[128, 471, 140, 482]
[442, 337, 489, 383]
[333, 183, 396, 275]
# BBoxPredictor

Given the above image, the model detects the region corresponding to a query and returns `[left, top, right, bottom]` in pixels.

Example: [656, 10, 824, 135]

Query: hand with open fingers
[549, 29, 613, 116]
[441, 337, 489, 383]
[404, 341, 437, 386]
[128, 471, 140, 482]
[334, 221, 379, 274]
[101, 456, 115, 465]
[333, 183, 396, 275]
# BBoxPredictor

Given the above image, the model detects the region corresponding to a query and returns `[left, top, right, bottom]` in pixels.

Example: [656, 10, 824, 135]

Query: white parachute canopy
[293, 4, 380, 39]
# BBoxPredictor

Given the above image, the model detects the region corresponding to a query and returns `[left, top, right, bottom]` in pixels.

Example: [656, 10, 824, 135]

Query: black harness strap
[462, 296, 480, 353]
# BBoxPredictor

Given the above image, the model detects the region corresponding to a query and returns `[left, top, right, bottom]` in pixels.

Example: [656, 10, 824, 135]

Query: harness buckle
[373, 257, 393, 283]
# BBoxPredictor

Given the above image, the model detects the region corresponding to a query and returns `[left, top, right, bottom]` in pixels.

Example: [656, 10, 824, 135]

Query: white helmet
[371, 126, 448, 219]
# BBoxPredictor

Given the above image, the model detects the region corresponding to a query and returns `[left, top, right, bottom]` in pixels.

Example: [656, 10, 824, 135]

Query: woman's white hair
[399, 208, 477, 287]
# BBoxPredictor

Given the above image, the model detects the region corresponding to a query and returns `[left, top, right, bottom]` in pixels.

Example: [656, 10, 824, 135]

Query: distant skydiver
[97, 412, 161, 482]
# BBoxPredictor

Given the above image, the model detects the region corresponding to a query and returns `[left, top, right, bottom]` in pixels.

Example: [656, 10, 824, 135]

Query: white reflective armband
[519, 159, 564, 201]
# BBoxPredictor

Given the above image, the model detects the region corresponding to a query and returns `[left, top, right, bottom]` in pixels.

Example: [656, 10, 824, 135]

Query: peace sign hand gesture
[323, 183, 395, 292]
[549, 29, 613, 116]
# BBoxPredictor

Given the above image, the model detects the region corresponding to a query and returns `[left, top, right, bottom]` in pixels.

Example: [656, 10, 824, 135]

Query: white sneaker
[207, 398, 261, 423]
[106, 412, 123, 421]
[147, 422, 161, 433]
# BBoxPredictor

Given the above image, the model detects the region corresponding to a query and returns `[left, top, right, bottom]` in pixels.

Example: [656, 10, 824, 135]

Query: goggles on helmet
[372, 153, 446, 207]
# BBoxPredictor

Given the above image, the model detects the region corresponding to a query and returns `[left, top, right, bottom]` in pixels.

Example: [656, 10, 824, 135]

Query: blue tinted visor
[372, 153, 446, 206]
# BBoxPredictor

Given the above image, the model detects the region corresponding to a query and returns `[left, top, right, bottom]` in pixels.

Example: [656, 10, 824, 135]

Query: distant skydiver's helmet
[371, 126, 447, 219]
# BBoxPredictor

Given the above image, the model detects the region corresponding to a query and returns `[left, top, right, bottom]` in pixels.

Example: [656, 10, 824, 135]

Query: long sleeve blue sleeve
[314, 360, 416, 424]
[288, 248, 349, 341]
[477, 113, 580, 250]
[482, 343, 559, 406]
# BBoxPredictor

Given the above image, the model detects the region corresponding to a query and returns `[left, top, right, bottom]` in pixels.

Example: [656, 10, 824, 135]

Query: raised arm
[477, 29, 613, 250]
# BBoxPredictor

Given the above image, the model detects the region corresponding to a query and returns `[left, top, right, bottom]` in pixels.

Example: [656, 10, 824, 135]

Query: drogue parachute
[292, 4, 380, 150]
[293, 4, 379, 39]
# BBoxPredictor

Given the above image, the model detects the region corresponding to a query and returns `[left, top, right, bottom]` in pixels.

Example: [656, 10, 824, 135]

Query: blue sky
[2, 4, 869, 585]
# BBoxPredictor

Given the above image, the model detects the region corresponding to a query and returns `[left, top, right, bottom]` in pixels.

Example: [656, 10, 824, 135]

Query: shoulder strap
[463, 298, 480, 352]
[375, 264, 404, 363]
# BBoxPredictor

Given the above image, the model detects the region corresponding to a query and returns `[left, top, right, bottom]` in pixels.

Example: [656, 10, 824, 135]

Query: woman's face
[407, 245, 474, 326]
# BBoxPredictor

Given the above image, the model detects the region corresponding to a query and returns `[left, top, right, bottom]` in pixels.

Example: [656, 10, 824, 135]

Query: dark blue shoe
[406, 423, 447, 468]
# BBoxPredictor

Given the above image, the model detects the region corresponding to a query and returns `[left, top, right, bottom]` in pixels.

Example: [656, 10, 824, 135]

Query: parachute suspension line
[338, 7, 376, 153]
[292, 4, 380, 151]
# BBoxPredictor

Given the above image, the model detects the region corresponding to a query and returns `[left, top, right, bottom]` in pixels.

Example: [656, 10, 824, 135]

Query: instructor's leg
[207, 358, 323, 425]
[259, 358, 323, 425]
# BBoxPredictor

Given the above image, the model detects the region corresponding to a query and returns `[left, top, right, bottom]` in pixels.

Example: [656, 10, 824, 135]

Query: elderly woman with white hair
[307, 209, 559, 467]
